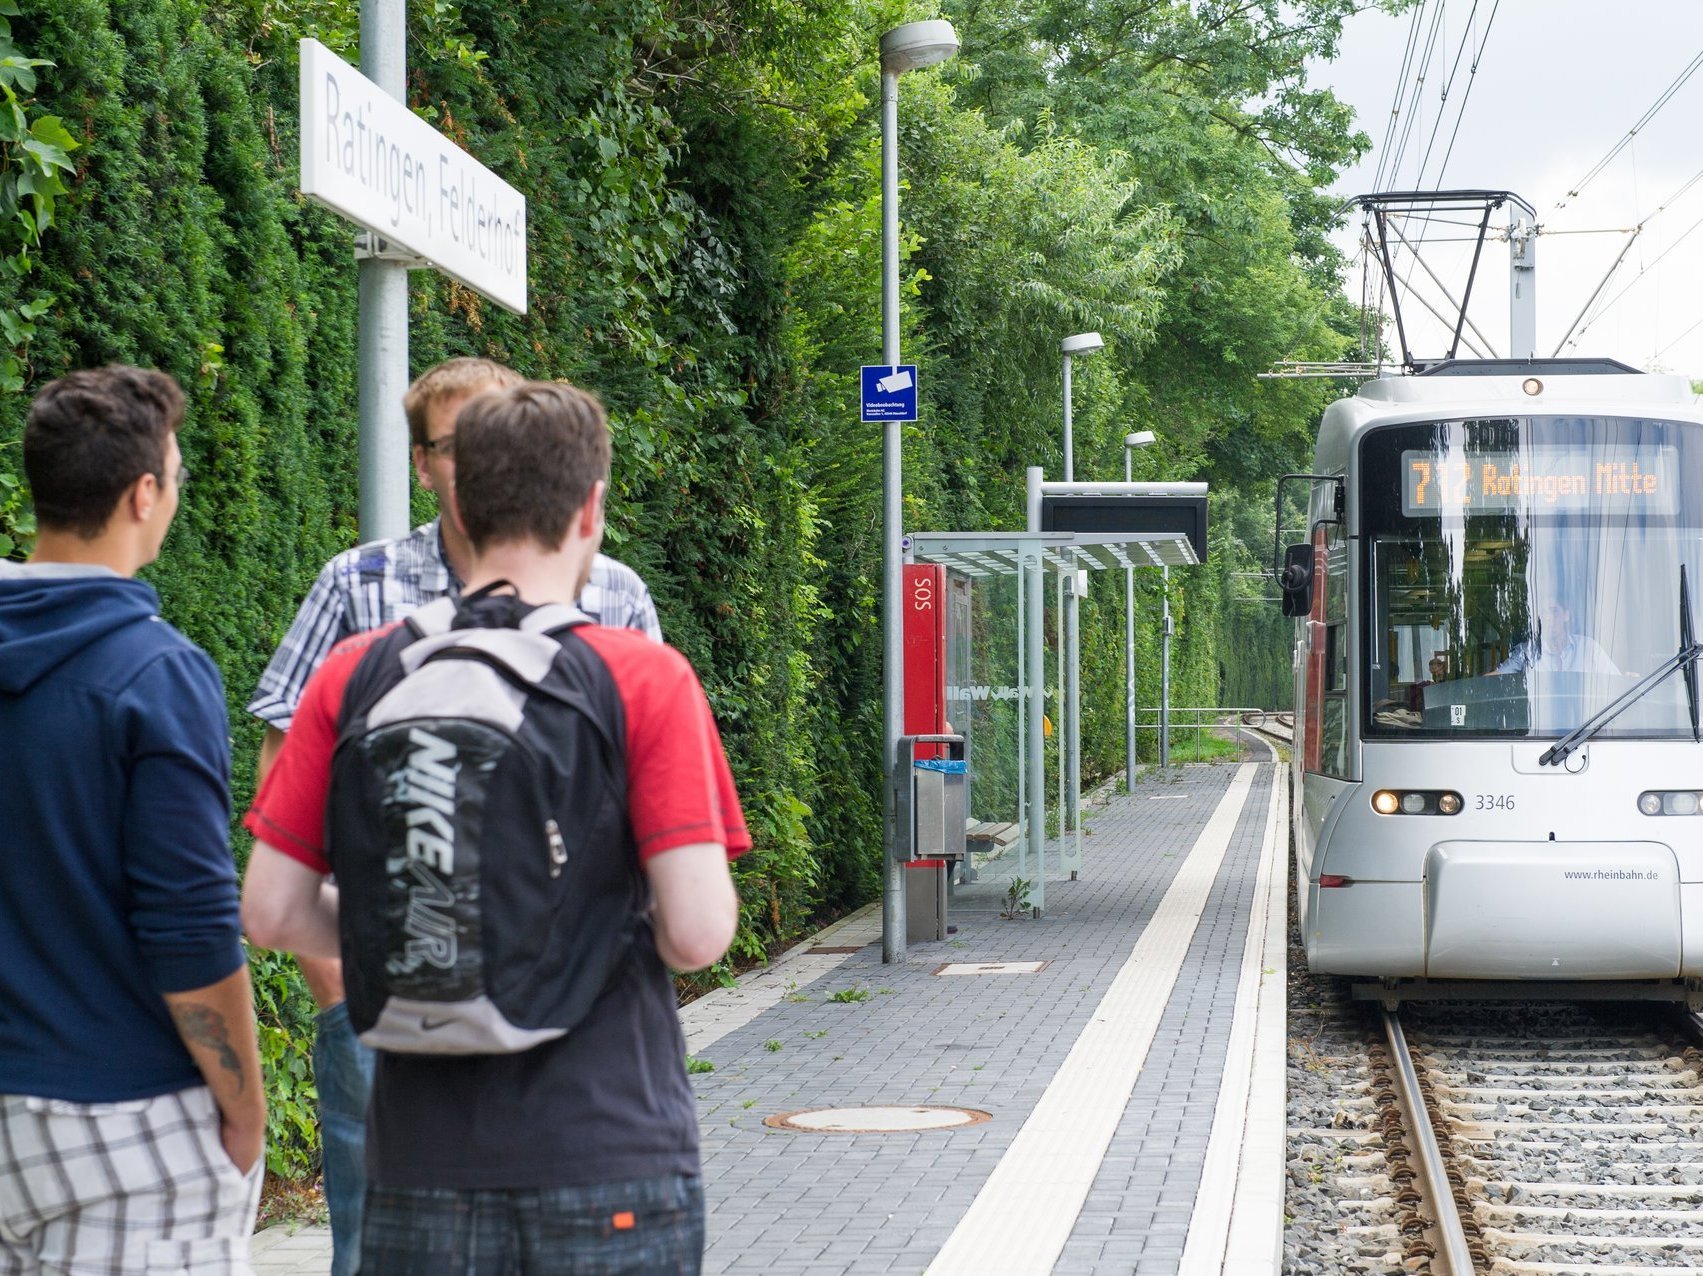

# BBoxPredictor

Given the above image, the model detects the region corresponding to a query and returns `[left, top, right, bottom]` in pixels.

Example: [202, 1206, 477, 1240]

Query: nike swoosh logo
[420, 1017, 456, 1032]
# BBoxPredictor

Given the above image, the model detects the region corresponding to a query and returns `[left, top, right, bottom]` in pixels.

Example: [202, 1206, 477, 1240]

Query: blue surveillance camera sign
[861, 365, 918, 422]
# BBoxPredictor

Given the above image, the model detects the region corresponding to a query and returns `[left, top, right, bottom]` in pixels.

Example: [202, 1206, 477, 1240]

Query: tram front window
[1360, 416, 1703, 738]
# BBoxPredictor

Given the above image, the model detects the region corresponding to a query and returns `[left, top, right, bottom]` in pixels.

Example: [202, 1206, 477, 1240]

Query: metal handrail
[1130, 706, 1278, 762]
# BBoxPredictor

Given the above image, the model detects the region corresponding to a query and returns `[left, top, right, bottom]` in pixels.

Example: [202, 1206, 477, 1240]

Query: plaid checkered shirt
[248, 518, 661, 731]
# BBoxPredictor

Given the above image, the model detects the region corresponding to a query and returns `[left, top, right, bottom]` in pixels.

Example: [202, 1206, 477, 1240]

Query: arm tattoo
[170, 1003, 246, 1092]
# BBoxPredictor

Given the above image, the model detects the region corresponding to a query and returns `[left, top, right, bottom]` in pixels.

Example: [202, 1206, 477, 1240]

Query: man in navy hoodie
[0, 365, 266, 1274]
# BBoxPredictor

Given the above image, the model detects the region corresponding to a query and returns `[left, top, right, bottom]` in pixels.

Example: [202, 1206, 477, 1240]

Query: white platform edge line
[1223, 762, 1288, 1276]
[1176, 760, 1289, 1275]
[926, 764, 1259, 1276]
[1176, 760, 1281, 1273]
[679, 902, 881, 1056]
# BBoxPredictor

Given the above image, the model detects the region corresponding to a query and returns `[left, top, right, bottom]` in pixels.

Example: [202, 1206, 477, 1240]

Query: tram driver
[1496, 594, 1620, 676]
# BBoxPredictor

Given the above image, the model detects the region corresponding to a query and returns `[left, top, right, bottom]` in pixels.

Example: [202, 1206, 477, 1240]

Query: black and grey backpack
[326, 583, 644, 1054]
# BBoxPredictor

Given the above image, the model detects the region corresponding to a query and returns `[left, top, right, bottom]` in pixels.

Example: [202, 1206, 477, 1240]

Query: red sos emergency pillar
[904, 565, 946, 759]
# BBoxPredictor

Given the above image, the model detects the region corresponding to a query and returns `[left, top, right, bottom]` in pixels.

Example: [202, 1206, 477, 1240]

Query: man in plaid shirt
[247, 357, 661, 1276]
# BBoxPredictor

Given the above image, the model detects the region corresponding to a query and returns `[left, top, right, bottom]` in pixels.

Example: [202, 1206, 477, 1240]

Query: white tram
[1279, 358, 1703, 1006]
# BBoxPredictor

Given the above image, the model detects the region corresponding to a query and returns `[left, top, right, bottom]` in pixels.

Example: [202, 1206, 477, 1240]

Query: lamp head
[1060, 331, 1105, 356]
[1124, 430, 1156, 449]
[880, 20, 960, 73]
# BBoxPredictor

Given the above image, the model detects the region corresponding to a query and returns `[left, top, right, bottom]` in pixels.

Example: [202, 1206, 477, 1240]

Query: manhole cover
[764, 1105, 991, 1133]
[933, 961, 1048, 975]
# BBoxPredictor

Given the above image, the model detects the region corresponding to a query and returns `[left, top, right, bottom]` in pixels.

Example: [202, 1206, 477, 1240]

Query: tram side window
[1317, 523, 1350, 777]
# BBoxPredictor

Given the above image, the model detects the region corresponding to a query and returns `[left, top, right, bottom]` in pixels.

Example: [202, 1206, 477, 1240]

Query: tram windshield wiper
[1540, 564, 1703, 766]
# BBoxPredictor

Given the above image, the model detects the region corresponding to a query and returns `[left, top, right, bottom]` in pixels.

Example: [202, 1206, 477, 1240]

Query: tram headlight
[1370, 789, 1462, 815]
[1639, 790, 1703, 815]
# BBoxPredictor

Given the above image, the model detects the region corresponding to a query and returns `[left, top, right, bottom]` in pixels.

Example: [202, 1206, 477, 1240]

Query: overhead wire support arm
[1448, 202, 1497, 360]
[1384, 217, 1498, 355]
[1371, 207, 1413, 369]
[1347, 191, 1536, 370]
[1552, 227, 1642, 356]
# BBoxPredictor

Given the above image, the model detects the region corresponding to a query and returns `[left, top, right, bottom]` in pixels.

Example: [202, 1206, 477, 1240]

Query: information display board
[1400, 445, 1679, 517]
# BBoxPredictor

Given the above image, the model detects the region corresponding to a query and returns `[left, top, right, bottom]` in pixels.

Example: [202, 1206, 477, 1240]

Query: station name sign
[1401, 446, 1678, 517]
[298, 38, 527, 313]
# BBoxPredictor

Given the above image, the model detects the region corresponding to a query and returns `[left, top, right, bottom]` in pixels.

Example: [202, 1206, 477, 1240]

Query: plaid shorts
[0, 1084, 262, 1275]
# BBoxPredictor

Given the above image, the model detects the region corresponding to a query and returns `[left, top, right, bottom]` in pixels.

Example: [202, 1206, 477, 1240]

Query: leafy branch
[0, 0, 76, 557]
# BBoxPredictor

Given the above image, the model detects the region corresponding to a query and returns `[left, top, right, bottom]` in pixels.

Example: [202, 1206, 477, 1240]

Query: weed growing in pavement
[764, 1039, 783, 1052]
[828, 985, 870, 1003]
[1000, 877, 1033, 919]
[804, 1030, 828, 1039]
[685, 1055, 714, 1074]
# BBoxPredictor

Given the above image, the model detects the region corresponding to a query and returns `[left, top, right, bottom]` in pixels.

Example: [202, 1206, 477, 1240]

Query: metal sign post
[300, 13, 530, 542]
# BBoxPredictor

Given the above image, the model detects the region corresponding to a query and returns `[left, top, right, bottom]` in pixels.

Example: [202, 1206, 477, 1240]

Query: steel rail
[1383, 1010, 1477, 1276]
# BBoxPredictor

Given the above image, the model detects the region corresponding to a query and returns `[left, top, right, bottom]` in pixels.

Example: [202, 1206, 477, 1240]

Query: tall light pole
[880, 19, 957, 965]
[1059, 332, 1102, 839]
[1123, 429, 1155, 786]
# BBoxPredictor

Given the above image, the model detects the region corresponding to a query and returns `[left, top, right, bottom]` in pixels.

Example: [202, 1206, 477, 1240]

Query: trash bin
[912, 758, 967, 862]
[905, 858, 948, 942]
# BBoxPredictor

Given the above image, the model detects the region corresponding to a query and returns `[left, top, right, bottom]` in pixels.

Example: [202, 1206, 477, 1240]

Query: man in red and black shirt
[242, 380, 747, 1275]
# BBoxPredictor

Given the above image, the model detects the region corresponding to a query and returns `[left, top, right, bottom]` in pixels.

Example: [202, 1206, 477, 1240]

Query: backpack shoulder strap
[407, 596, 459, 638]
[522, 602, 591, 637]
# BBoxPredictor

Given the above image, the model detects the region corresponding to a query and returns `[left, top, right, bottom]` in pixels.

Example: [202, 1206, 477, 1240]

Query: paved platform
[250, 754, 1288, 1275]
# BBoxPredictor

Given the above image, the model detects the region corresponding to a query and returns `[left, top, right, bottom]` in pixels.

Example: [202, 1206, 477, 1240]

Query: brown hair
[25, 365, 186, 538]
[401, 357, 523, 447]
[453, 381, 611, 552]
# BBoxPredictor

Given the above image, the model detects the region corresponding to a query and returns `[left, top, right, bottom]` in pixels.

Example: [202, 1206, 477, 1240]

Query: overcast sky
[1307, 1, 1703, 379]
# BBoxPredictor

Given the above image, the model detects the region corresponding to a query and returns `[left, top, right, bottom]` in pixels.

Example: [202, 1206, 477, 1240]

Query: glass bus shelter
[904, 529, 1199, 916]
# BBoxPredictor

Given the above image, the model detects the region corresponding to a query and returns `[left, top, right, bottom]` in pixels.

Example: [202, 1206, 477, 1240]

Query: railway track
[1379, 1002, 1703, 1274]
[1246, 709, 1293, 745]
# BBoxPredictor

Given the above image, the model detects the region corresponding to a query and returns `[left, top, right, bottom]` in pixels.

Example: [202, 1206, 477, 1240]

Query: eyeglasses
[422, 435, 455, 457]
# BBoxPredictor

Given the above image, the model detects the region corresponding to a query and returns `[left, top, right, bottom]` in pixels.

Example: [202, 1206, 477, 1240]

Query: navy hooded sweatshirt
[0, 562, 243, 1101]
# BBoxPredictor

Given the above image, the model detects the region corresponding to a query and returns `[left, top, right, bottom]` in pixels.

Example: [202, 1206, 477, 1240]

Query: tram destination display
[1400, 445, 1678, 517]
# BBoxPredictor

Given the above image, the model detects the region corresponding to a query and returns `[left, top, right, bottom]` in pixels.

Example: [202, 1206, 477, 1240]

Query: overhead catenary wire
[1654, 309, 1703, 361]
[1569, 205, 1703, 349]
[1412, 0, 1483, 189]
[1556, 164, 1703, 351]
[1426, 0, 1501, 188]
[1386, 2, 1448, 192]
[1372, 0, 1435, 193]
[1556, 48, 1703, 209]
[1551, 228, 1642, 356]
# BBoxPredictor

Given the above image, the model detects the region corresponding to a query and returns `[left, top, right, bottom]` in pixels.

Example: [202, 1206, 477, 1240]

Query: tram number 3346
[1475, 794, 1515, 811]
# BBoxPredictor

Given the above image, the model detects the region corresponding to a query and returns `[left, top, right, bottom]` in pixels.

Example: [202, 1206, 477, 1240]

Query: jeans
[312, 1002, 376, 1276]
[360, 1174, 704, 1275]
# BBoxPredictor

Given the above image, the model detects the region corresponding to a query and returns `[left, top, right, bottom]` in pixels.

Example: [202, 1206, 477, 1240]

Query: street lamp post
[880, 19, 957, 966]
[1059, 332, 1102, 840]
[1123, 430, 1155, 786]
